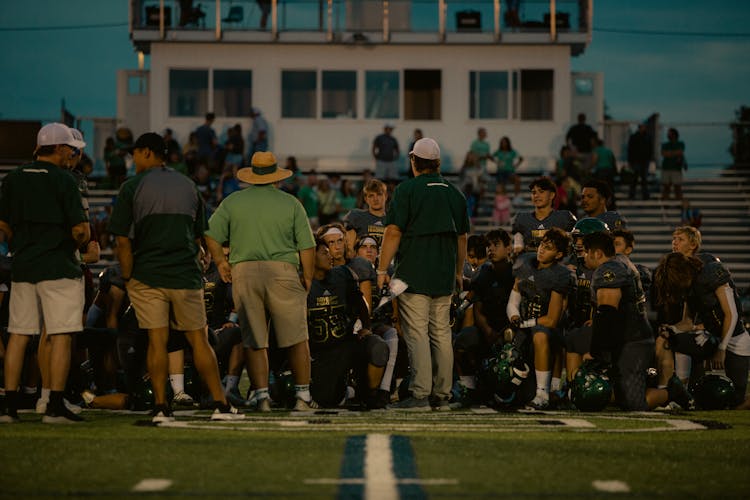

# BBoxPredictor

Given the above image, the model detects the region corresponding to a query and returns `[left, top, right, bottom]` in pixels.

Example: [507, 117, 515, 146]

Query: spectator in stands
[195, 112, 219, 172]
[680, 199, 702, 229]
[372, 123, 400, 181]
[297, 171, 320, 229]
[339, 179, 358, 213]
[565, 113, 596, 176]
[280, 156, 301, 196]
[182, 132, 199, 173]
[224, 123, 245, 169]
[660, 127, 686, 201]
[627, 122, 652, 200]
[406, 129, 423, 178]
[103, 136, 127, 189]
[470, 127, 492, 181]
[492, 183, 512, 226]
[249, 107, 269, 147]
[317, 176, 341, 226]
[590, 136, 617, 192]
[163, 128, 181, 159]
[256, 0, 272, 29]
[492, 136, 523, 200]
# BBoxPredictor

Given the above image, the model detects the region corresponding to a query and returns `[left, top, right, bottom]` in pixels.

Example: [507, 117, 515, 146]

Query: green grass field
[2, 408, 749, 499]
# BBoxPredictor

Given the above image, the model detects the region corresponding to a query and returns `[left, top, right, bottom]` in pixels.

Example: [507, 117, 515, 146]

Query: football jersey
[567, 257, 595, 328]
[203, 263, 233, 330]
[687, 255, 745, 339]
[307, 266, 361, 349]
[591, 254, 652, 343]
[343, 209, 386, 245]
[515, 257, 576, 321]
[511, 210, 577, 252]
[472, 262, 515, 331]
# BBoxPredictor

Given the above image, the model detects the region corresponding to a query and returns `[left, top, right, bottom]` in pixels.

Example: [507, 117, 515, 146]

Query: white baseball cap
[37, 123, 86, 149]
[409, 137, 440, 160]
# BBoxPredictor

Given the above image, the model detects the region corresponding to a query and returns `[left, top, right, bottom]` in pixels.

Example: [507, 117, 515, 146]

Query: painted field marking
[305, 434, 456, 499]
[132, 478, 172, 492]
[592, 480, 631, 493]
[365, 434, 398, 500]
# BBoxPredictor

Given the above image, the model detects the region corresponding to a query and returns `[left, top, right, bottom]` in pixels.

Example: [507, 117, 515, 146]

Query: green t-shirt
[470, 139, 491, 169]
[205, 184, 315, 266]
[493, 149, 518, 173]
[661, 140, 686, 171]
[593, 145, 616, 170]
[384, 173, 470, 296]
[297, 184, 319, 218]
[0, 161, 87, 283]
[108, 166, 206, 289]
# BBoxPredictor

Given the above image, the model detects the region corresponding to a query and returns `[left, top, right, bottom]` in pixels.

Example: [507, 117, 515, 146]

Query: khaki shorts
[126, 278, 206, 331]
[232, 260, 309, 349]
[9, 278, 84, 335]
[661, 169, 683, 186]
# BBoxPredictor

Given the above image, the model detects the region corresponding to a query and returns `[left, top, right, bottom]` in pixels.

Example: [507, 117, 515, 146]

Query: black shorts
[613, 339, 654, 411]
[565, 326, 592, 355]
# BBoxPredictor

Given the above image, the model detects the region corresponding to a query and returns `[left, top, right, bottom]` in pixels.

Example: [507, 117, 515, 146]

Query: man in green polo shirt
[0, 123, 90, 424]
[108, 132, 243, 423]
[205, 151, 317, 412]
[377, 138, 470, 410]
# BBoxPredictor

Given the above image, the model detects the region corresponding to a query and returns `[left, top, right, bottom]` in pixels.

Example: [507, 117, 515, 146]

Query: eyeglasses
[65, 145, 81, 157]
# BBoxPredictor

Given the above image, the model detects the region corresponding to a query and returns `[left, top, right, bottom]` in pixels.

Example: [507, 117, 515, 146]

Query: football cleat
[526, 390, 550, 410]
[667, 374, 695, 410]
[150, 405, 174, 424]
[172, 391, 195, 407]
[293, 398, 320, 411]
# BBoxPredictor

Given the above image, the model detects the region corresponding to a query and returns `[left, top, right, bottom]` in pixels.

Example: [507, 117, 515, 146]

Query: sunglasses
[65, 145, 81, 157]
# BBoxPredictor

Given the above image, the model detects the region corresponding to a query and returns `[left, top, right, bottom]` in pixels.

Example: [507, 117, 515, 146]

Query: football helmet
[570, 217, 610, 237]
[570, 359, 612, 411]
[689, 374, 735, 410]
[479, 343, 530, 405]
[269, 370, 295, 408]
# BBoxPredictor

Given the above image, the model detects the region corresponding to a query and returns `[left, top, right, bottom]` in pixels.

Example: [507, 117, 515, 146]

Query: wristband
[228, 312, 239, 324]
[376, 270, 388, 275]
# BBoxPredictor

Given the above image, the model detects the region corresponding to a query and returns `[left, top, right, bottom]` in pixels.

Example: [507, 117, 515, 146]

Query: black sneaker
[150, 404, 174, 424]
[667, 375, 695, 410]
[43, 406, 84, 424]
[0, 406, 19, 424]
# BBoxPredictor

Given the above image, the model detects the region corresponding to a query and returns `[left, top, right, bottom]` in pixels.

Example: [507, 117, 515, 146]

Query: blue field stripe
[391, 435, 427, 500]
[338, 435, 366, 500]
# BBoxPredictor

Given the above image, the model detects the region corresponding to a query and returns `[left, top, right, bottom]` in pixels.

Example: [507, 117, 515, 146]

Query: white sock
[169, 373, 185, 394]
[23, 386, 37, 395]
[536, 370, 551, 395]
[40, 387, 51, 403]
[675, 353, 691, 381]
[295, 384, 311, 402]
[459, 375, 477, 390]
[253, 387, 269, 401]
[550, 377, 561, 392]
[379, 327, 399, 391]
[224, 375, 240, 394]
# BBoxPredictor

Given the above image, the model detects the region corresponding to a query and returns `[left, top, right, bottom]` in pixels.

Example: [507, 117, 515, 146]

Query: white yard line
[132, 479, 172, 492]
[364, 434, 398, 500]
[592, 480, 630, 493]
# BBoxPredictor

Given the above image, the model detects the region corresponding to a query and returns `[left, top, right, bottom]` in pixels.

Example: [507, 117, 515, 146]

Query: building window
[574, 77, 594, 96]
[322, 71, 356, 119]
[404, 70, 441, 121]
[365, 71, 399, 119]
[214, 70, 252, 117]
[282, 70, 317, 118]
[469, 71, 509, 119]
[169, 69, 208, 117]
[520, 69, 554, 121]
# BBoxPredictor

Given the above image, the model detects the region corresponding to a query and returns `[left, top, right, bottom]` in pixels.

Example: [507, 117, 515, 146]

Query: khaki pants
[397, 292, 453, 400]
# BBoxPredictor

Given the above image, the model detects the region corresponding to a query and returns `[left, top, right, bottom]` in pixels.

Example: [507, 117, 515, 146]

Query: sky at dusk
[1, 0, 749, 165]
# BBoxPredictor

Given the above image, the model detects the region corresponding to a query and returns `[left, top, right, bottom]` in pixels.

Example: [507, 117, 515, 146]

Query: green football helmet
[270, 370, 296, 409]
[130, 375, 155, 411]
[570, 217, 610, 237]
[570, 360, 612, 411]
[480, 343, 530, 405]
[689, 374, 735, 410]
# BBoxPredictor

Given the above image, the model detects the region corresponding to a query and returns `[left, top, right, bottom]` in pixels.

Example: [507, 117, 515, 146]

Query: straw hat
[237, 151, 292, 184]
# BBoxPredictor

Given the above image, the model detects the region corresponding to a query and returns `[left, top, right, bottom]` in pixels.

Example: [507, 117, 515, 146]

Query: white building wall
[149, 42, 574, 172]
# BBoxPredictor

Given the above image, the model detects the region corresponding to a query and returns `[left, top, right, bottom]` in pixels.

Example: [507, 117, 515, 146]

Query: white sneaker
[36, 397, 82, 414]
[255, 398, 272, 413]
[210, 404, 246, 421]
[293, 398, 320, 411]
[172, 391, 195, 406]
[527, 390, 549, 410]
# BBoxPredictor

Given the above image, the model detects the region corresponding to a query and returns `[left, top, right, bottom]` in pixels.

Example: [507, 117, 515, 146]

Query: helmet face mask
[570, 218, 609, 257]
[480, 343, 530, 405]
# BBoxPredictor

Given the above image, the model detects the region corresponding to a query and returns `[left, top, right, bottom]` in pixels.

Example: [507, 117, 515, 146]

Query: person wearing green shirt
[0, 123, 90, 424]
[108, 132, 243, 423]
[205, 151, 318, 412]
[492, 136, 523, 198]
[377, 138, 470, 410]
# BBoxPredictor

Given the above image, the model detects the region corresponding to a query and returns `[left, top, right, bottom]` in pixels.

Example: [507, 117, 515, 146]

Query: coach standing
[0, 123, 89, 423]
[108, 132, 242, 423]
[204, 151, 317, 411]
[377, 138, 470, 410]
